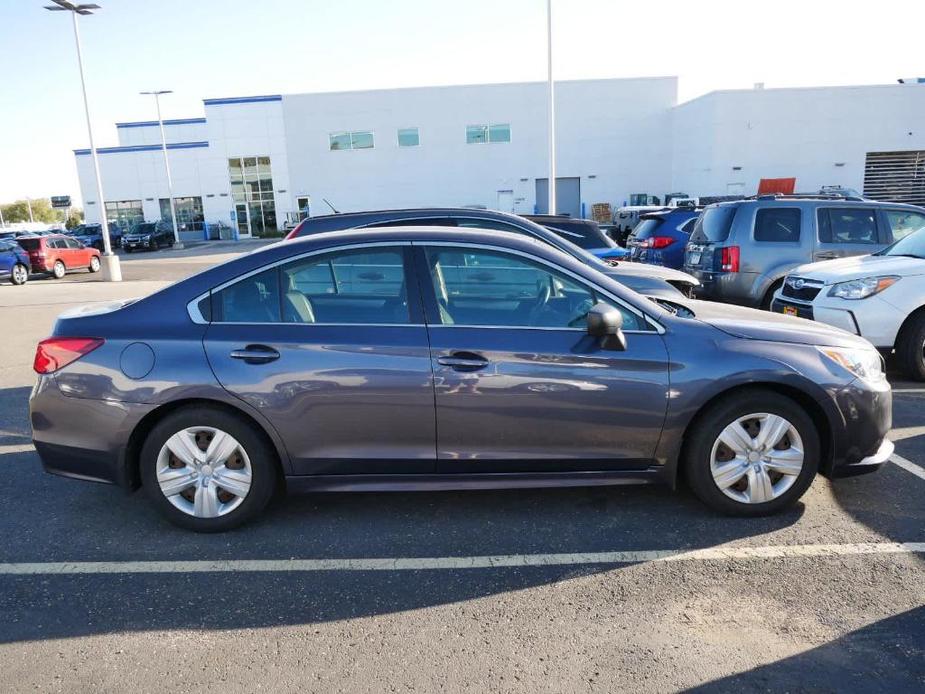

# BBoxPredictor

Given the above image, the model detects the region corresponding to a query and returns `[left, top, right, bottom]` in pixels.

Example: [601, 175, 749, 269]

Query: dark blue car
[0, 239, 31, 285]
[70, 223, 122, 250]
[626, 208, 700, 269]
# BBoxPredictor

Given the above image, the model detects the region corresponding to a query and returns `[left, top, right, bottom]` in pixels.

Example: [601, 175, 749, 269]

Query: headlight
[817, 346, 886, 384]
[827, 276, 899, 300]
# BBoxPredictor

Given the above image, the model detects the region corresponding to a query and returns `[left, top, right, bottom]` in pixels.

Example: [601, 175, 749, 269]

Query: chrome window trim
[187, 238, 666, 335]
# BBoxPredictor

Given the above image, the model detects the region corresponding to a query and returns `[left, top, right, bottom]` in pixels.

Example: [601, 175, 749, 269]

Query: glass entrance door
[235, 203, 250, 237]
[227, 156, 276, 237]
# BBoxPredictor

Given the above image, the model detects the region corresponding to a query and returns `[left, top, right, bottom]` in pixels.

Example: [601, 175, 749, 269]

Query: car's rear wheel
[52, 260, 66, 279]
[140, 406, 278, 532]
[684, 390, 819, 516]
[88, 256, 101, 273]
[896, 311, 925, 381]
[10, 263, 28, 285]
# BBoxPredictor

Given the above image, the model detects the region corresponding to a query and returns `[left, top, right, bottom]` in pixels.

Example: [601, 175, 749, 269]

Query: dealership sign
[50, 196, 71, 208]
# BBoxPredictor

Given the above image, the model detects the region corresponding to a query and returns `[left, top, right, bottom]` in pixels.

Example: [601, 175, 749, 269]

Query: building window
[159, 197, 205, 232]
[397, 127, 420, 147]
[330, 131, 375, 150]
[466, 123, 511, 144]
[228, 156, 276, 236]
[104, 200, 143, 232]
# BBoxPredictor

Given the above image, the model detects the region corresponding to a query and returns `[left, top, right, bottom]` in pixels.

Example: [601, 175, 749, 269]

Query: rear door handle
[437, 351, 489, 371]
[230, 344, 280, 364]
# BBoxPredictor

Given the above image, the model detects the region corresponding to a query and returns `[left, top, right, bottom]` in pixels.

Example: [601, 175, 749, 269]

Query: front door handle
[437, 351, 489, 371]
[815, 251, 838, 260]
[229, 344, 280, 364]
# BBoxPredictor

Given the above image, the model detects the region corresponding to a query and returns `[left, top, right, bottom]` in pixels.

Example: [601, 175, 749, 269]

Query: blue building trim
[74, 141, 210, 156]
[203, 94, 282, 106]
[115, 117, 207, 128]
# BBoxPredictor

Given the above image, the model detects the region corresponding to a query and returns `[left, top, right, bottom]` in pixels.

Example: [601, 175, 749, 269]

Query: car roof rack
[747, 192, 865, 202]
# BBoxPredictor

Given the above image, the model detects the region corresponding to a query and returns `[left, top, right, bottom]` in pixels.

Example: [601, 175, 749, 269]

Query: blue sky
[1, 0, 922, 205]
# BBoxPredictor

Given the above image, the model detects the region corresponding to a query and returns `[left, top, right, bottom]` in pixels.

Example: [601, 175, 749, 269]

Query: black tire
[52, 260, 66, 280]
[684, 389, 820, 516]
[760, 280, 783, 310]
[139, 406, 278, 532]
[124, 247, 132, 254]
[88, 256, 101, 273]
[10, 263, 28, 286]
[896, 311, 925, 381]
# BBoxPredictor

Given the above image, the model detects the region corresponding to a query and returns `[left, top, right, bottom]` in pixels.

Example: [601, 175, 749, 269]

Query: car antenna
[323, 198, 340, 214]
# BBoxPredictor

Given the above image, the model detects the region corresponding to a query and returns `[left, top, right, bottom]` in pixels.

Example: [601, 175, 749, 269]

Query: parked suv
[122, 222, 174, 252]
[772, 216, 925, 379]
[286, 208, 698, 298]
[70, 223, 122, 250]
[626, 208, 700, 270]
[16, 234, 101, 278]
[683, 194, 925, 308]
[0, 239, 31, 285]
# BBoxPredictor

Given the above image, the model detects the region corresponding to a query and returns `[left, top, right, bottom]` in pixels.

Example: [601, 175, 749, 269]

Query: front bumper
[772, 293, 905, 349]
[823, 378, 892, 478]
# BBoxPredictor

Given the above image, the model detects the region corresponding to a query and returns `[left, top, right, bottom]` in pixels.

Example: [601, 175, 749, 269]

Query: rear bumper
[30, 376, 151, 488]
[683, 268, 755, 304]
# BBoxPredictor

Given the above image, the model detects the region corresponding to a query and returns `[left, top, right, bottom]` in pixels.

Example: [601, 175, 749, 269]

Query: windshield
[689, 205, 737, 243]
[543, 221, 615, 250]
[881, 228, 925, 259]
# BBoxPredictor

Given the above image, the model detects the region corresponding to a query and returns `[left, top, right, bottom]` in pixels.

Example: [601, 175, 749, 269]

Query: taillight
[644, 236, 674, 249]
[33, 337, 104, 374]
[720, 246, 740, 273]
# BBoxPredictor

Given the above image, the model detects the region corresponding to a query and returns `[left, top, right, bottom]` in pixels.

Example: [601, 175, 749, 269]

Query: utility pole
[141, 90, 184, 249]
[546, 0, 556, 216]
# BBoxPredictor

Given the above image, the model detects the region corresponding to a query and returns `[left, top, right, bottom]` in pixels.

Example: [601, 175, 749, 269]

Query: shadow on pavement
[688, 606, 925, 693]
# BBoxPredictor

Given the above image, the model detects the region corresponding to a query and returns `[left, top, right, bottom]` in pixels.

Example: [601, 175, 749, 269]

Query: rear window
[629, 218, 665, 240]
[17, 238, 40, 251]
[543, 221, 613, 249]
[754, 208, 801, 242]
[689, 206, 737, 243]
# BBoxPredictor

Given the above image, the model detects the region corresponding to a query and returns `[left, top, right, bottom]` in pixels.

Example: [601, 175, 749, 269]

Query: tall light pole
[546, 0, 556, 216]
[141, 90, 183, 249]
[45, 1, 121, 281]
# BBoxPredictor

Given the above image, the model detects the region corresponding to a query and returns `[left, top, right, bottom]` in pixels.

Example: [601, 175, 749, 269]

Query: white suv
[772, 217, 925, 379]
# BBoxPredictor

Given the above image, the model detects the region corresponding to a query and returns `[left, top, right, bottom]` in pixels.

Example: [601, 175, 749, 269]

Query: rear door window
[754, 208, 801, 242]
[817, 208, 878, 244]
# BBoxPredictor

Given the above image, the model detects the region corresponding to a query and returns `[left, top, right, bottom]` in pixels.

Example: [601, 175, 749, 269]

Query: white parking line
[0, 542, 922, 575]
[890, 454, 925, 482]
[0, 443, 34, 455]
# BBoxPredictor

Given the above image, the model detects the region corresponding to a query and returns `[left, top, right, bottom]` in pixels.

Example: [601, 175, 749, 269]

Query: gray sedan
[30, 227, 893, 531]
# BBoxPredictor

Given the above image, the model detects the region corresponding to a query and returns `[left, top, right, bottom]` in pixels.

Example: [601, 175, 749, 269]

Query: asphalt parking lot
[1, 244, 923, 692]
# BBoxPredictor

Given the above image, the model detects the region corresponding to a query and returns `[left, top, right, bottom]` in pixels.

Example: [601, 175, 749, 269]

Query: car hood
[790, 254, 925, 283]
[677, 299, 873, 348]
[590, 247, 630, 259]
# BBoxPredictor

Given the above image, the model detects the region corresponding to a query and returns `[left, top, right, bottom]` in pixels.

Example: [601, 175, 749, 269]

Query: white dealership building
[73, 77, 925, 238]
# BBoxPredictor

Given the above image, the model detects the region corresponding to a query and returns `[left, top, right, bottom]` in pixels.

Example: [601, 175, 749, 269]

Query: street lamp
[140, 90, 184, 249]
[546, 0, 556, 216]
[44, 1, 121, 281]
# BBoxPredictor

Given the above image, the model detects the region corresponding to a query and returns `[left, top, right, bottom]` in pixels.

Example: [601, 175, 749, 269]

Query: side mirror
[586, 302, 627, 351]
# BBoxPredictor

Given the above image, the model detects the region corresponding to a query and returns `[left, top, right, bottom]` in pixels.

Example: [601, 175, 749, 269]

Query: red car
[17, 234, 101, 279]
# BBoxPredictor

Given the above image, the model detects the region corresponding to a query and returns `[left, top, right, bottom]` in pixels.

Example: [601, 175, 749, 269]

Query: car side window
[65, 238, 81, 249]
[886, 210, 925, 241]
[280, 248, 409, 324]
[754, 208, 801, 242]
[425, 247, 644, 331]
[817, 208, 878, 244]
[214, 268, 282, 323]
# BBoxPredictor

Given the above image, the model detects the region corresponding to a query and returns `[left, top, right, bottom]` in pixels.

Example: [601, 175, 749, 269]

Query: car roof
[709, 196, 925, 211]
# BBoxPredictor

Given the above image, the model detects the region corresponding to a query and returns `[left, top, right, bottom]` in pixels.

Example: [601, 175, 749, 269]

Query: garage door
[535, 177, 581, 218]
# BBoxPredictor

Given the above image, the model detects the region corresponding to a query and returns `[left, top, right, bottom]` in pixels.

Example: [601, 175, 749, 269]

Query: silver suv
[683, 194, 925, 308]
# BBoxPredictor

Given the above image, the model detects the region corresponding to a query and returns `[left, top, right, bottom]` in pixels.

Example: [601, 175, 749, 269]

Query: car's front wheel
[88, 256, 101, 273]
[896, 311, 925, 381]
[10, 263, 28, 285]
[140, 406, 278, 532]
[684, 390, 819, 516]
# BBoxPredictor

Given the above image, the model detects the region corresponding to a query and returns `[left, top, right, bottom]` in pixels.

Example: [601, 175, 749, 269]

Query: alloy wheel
[11, 264, 27, 285]
[155, 426, 252, 518]
[709, 412, 804, 504]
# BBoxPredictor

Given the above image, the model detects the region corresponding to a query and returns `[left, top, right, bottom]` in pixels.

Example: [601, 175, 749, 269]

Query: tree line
[0, 198, 84, 229]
